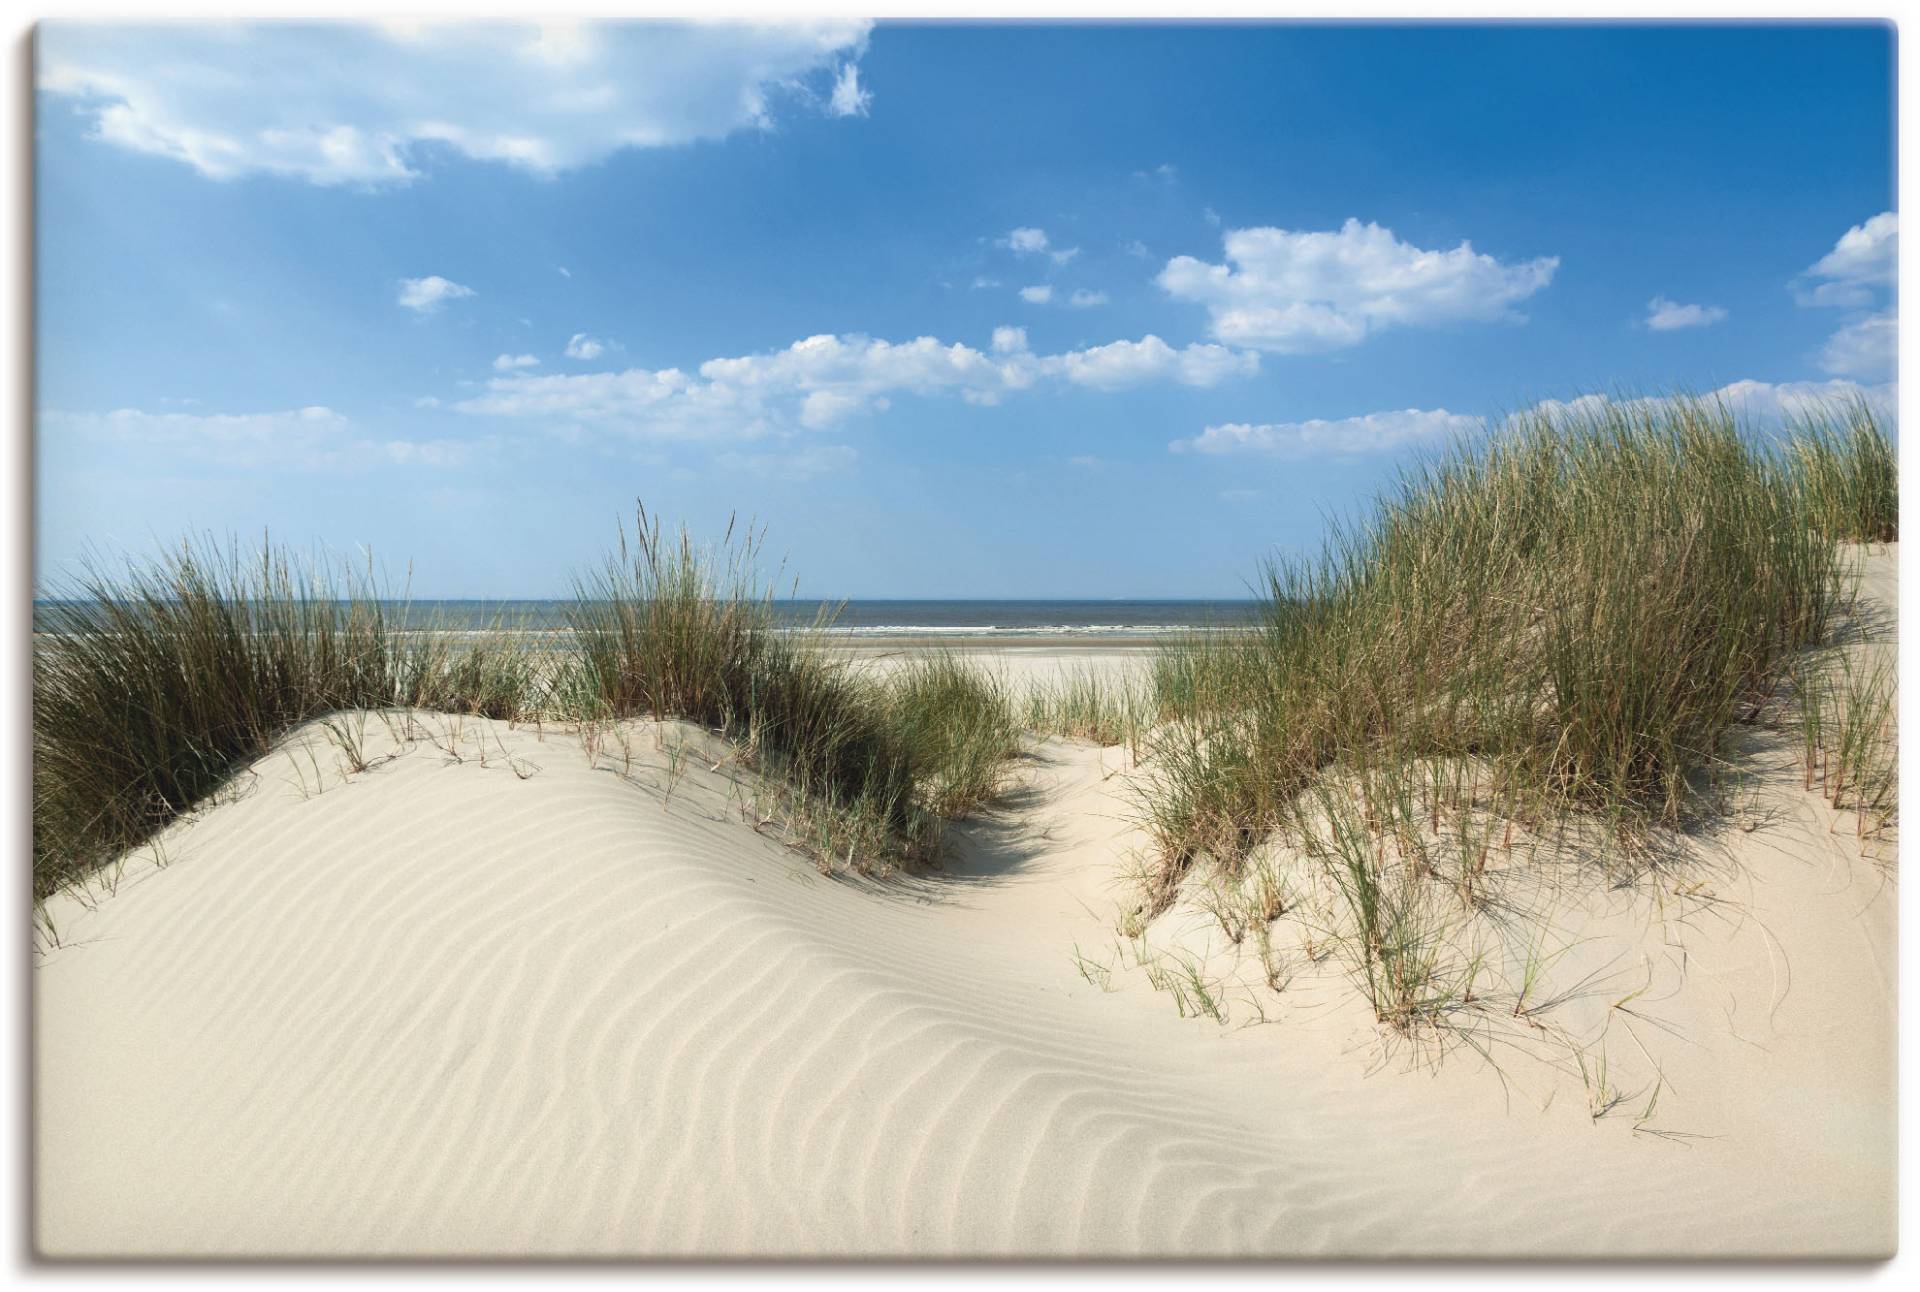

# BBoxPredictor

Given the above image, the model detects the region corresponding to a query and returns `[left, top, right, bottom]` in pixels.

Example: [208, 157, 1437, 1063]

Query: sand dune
[33, 552, 1896, 1259]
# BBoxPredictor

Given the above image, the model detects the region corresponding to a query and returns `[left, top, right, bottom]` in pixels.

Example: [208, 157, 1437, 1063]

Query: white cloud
[1066, 288, 1109, 309]
[493, 353, 539, 371]
[827, 62, 871, 118]
[565, 332, 609, 361]
[1790, 215, 1897, 379]
[971, 276, 1001, 290]
[1519, 379, 1897, 428]
[1040, 335, 1258, 392]
[996, 226, 1079, 264]
[1003, 227, 1050, 255]
[453, 329, 1258, 439]
[397, 275, 474, 313]
[37, 19, 873, 186]
[1122, 239, 1151, 259]
[42, 405, 483, 470]
[557, 266, 571, 278]
[1019, 285, 1053, 305]
[1159, 219, 1560, 353]
[1794, 212, 1896, 308]
[1644, 296, 1727, 331]
[1818, 311, 1897, 379]
[1173, 407, 1483, 457]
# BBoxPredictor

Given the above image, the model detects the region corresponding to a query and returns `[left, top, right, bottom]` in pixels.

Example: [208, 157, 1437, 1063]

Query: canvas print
[30, 18, 1898, 1260]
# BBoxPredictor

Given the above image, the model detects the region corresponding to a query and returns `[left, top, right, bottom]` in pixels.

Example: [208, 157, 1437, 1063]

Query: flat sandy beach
[32, 550, 1897, 1259]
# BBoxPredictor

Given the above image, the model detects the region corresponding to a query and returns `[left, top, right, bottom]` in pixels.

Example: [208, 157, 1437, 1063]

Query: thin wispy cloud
[1521, 378, 1896, 427]
[1159, 219, 1559, 353]
[1173, 407, 1483, 457]
[999, 226, 1079, 265]
[1644, 296, 1727, 331]
[564, 333, 610, 361]
[1818, 312, 1897, 378]
[827, 62, 872, 118]
[42, 405, 484, 470]
[493, 353, 539, 372]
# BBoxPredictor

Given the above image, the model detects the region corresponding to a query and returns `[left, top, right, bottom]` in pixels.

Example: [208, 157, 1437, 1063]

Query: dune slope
[34, 552, 1896, 1259]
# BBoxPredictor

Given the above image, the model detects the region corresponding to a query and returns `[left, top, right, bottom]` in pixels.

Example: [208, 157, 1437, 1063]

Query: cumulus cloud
[565, 332, 609, 360]
[1790, 214, 1897, 379]
[41, 405, 483, 470]
[1019, 285, 1053, 305]
[453, 329, 1258, 439]
[1644, 296, 1727, 331]
[493, 353, 539, 371]
[1794, 212, 1896, 308]
[1043, 336, 1257, 391]
[1818, 311, 1897, 379]
[398, 276, 474, 313]
[1173, 407, 1483, 457]
[1159, 219, 1560, 353]
[37, 19, 874, 185]
[1067, 289, 1109, 309]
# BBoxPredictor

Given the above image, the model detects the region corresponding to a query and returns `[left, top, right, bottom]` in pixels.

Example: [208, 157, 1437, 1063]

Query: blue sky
[35, 20, 1897, 598]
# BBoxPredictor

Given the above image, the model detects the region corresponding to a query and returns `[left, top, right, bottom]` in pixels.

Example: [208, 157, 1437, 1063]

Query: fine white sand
[33, 549, 1896, 1259]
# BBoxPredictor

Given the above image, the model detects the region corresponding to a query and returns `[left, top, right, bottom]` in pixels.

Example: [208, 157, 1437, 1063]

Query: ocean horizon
[32, 597, 1266, 636]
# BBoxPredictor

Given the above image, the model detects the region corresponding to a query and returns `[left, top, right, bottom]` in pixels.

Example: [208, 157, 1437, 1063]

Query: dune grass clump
[1136, 395, 1865, 939]
[886, 653, 1022, 817]
[31, 542, 549, 898]
[1022, 664, 1153, 751]
[1787, 400, 1898, 543]
[565, 507, 963, 870]
[1791, 649, 1898, 837]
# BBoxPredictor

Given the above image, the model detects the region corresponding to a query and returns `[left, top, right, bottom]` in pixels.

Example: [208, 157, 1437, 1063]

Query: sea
[392, 598, 1262, 638]
[35, 599, 1263, 639]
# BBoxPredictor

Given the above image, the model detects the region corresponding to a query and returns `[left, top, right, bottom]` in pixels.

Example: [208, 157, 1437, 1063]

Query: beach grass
[31, 540, 546, 898]
[1127, 395, 1894, 1024]
[564, 506, 941, 870]
[33, 509, 1038, 897]
[1787, 399, 1898, 543]
[886, 651, 1023, 818]
[1021, 663, 1151, 750]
